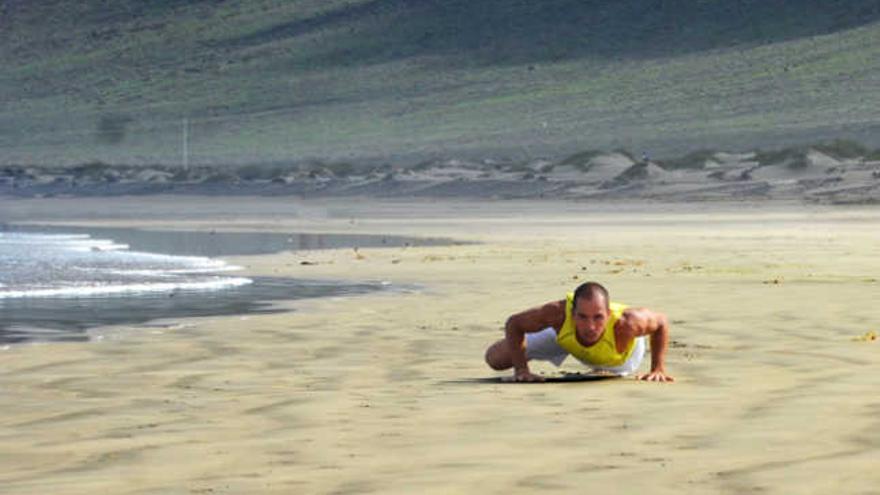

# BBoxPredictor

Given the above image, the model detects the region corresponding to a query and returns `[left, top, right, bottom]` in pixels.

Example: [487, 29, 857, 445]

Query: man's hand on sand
[637, 370, 675, 382]
[513, 370, 545, 383]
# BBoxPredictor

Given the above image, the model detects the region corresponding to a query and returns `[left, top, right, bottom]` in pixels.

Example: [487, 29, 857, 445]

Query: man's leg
[484, 327, 568, 370]
[484, 339, 513, 370]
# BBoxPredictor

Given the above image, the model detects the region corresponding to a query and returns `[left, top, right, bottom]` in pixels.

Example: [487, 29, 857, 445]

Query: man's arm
[619, 308, 674, 382]
[505, 301, 565, 382]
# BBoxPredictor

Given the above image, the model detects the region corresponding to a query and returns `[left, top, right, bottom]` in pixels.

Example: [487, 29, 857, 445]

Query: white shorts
[525, 327, 646, 376]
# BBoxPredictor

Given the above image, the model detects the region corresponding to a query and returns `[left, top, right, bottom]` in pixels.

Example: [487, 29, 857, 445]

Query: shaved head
[573, 281, 609, 308]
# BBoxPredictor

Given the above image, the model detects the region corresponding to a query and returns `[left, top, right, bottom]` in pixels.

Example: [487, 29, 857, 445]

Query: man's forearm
[649, 319, 669, 372]
[505, 321, 529, 374]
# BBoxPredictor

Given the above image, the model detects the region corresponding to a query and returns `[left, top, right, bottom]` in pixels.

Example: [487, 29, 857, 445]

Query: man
[484, 281, 674, 382]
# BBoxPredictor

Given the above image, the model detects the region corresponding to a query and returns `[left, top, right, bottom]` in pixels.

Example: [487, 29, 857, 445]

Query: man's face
[572, 296, 609, 345]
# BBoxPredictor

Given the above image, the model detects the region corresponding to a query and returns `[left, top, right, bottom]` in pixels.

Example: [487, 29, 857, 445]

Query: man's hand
[637, 370, 675, 382]
[513, 370, 545, 383]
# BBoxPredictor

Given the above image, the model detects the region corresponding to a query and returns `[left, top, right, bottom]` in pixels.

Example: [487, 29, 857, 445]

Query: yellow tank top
[556, 293, 633, 366]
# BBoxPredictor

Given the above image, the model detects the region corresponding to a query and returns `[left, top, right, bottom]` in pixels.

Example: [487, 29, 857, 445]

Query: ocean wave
[0, 231, 252, 300]
[0, 277, 253, 299]
[1, 234, 129, 251]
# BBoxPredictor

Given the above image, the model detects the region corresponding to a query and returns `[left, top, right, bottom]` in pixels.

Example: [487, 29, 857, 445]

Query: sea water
[0, 232, 251, 299]
[0, 227, 443, 344]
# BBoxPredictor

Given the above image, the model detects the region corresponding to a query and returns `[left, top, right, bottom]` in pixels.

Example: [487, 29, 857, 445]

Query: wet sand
[1, 196, 879, 494]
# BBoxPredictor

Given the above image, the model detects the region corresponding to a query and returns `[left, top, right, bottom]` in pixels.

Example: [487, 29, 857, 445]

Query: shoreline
[0, 224, 443, 344]
[1, 197, 878, 494]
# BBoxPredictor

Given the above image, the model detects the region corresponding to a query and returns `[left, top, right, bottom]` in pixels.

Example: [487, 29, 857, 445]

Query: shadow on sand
[444, 373, 622, 385]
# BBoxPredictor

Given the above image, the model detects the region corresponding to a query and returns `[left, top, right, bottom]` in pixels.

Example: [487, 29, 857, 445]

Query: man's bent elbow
[656, 312, 669, 332]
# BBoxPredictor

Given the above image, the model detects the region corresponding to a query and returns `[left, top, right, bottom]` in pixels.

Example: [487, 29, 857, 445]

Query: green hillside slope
[2, 0, 880, 166]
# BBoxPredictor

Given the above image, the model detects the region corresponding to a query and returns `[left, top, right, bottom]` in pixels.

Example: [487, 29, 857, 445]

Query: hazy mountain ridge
[3, 1, 880, 166]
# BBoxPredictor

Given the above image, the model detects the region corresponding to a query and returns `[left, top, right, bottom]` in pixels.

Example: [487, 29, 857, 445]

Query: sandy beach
[1, 196, 878, 494]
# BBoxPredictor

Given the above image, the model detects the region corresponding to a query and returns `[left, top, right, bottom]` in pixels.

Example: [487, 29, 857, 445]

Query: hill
[4, 140, 879, 204]
[2, 0, 880, 166]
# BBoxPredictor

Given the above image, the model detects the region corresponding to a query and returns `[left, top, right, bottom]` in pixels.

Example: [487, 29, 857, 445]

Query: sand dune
[3, 144, 879, 204]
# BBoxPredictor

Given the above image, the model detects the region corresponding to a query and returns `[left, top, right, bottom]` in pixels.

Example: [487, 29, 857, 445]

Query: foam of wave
[0, 277, 253, 299]
[1, 234, 129, 251]
[0, 231, 251, 299]
[100, 264, 243, 277]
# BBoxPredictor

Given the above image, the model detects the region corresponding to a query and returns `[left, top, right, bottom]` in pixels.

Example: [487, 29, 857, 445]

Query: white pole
[182, 118, 189, 170]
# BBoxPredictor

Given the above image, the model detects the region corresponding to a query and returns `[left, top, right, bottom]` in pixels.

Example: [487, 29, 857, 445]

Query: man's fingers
[638, 372, 675, 382]
[514, 373, 544, 382]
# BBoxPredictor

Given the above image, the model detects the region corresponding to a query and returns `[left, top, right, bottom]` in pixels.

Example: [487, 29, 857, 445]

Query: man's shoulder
[541, 299, 567, 315]
[538, 299, 567, 329]
[617, 306, 659, 326]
